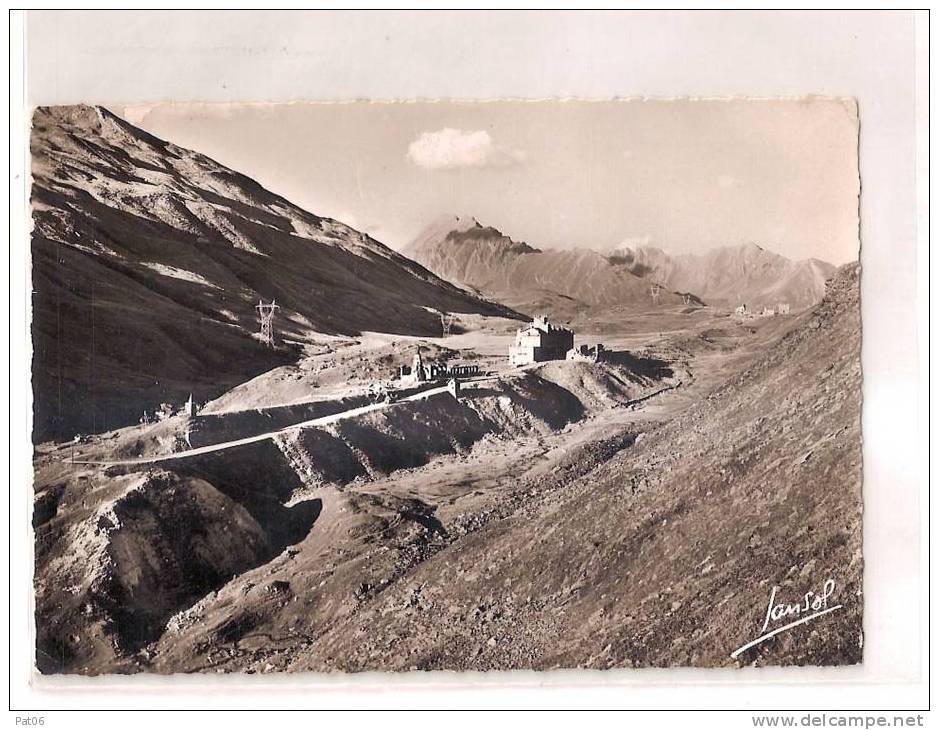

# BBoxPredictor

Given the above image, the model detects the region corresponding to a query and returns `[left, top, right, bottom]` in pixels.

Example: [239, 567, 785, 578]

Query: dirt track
[72, 382, 456, 467]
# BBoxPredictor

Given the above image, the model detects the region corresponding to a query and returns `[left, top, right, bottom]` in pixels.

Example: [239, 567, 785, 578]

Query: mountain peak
[34, 104, 138, 135]
[405, 218, 683, 315]
[409, 215, 539, 256]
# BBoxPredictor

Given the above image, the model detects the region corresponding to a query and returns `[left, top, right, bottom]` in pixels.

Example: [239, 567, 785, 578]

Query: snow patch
[140, 262, 220, 289]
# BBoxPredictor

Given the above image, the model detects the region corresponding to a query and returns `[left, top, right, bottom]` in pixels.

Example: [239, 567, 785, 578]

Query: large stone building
[509, 316, 575, 366]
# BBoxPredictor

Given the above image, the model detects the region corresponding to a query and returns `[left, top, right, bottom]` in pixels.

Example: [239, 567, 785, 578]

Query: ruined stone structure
[398, 352, 430, 384]
[567, 343, 607, 363]
[509, 316, 575, 366]
[734, 304, 748, 316]
[762, 306, 776, 317]
[778, 303, 791, 315]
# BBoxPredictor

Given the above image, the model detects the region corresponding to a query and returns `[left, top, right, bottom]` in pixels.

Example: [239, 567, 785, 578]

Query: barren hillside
[33, 263, 860, 673]
[33, 342, 684, 674]
[280, 263, 862, 670]
[31, 108, 519, 442]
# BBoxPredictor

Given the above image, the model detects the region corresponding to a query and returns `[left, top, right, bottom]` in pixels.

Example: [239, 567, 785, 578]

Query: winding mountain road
[73, 383, 454, 467]
[72, 370, 679, 469]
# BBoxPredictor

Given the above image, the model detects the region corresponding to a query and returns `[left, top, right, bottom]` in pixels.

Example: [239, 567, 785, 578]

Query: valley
[33, 277, 861, 673]
[30, 105, 862, 676]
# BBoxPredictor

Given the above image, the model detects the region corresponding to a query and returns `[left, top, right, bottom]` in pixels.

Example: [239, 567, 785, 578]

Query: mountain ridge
[405, 217, 683, 316]
[30, 106, 520, 441]
[407, 214, 838, 314]
[611, 242, 836, 310]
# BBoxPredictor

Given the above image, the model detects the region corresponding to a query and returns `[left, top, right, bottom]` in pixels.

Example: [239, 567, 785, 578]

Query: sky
[121, 99, 860, 265]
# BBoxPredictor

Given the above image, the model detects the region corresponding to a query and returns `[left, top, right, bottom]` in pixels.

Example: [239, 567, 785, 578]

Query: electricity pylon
[650, 283, 663, 306]
[441, 312, 455, 337]
[256, 299, 280, 347]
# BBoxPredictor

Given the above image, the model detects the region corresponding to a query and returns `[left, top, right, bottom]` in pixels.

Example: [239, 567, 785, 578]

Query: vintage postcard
[29, 98, 863, 675]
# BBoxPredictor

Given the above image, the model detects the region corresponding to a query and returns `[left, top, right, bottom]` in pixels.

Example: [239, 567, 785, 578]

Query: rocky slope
[405, 215, 684, 317]
[34, 264, 860, 673]
[277, 263, 862, 670]
[611, 243, 836, 310]
[33, 352, 681, 674]
[31, 107, 519, 442]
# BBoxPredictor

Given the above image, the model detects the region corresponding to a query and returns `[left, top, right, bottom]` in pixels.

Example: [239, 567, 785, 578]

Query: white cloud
[407, 128, 524, 170]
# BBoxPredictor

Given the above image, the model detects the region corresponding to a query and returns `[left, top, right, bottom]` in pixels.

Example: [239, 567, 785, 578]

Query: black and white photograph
[30, 98, 863, 674]
[9, 8, 928, 719]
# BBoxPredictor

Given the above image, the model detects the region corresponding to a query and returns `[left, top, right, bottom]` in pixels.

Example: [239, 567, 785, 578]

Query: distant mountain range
[30, 107, 519, 441]
[406, 215, 836, 315]
[405, 215, 684, 318]
[609, 243, 836, 310]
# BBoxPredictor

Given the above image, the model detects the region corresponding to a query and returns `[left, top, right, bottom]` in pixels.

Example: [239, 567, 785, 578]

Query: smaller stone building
[398, 352, 480, 384]
[567, 343, 607, 363]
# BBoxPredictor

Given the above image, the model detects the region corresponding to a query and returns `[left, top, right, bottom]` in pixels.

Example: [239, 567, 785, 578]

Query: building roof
[526, 316, 573, 335]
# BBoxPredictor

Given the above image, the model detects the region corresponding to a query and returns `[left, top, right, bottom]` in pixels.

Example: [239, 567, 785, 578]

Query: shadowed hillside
[31, 107, 520, 441]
